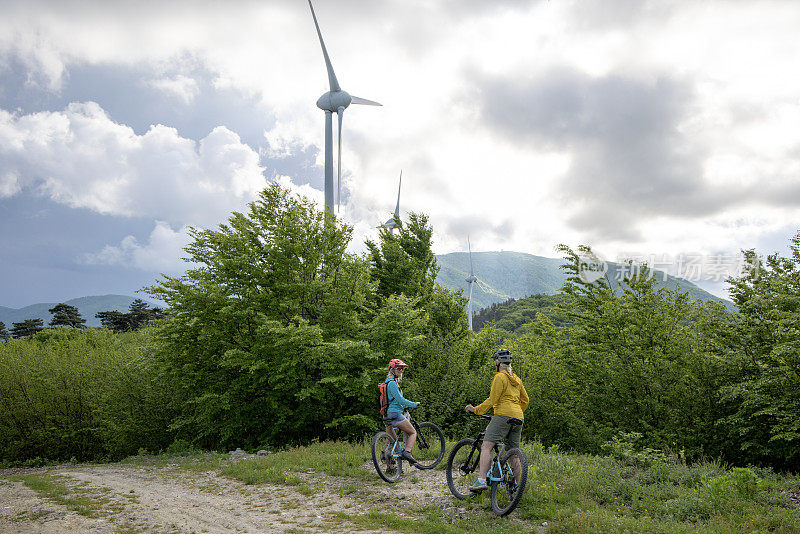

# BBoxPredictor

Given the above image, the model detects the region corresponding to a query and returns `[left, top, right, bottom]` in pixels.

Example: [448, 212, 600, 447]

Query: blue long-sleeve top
[385, 376, 418, 414]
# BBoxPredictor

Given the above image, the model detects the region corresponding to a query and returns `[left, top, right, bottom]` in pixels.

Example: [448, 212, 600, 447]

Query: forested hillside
[472, 294, 571, 332]
[436, 250, 735, 312]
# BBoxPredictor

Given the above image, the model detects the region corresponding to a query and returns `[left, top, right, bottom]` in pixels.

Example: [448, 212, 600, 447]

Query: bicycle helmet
[388, 358, 408, 370]
[492, 348, 513, 364]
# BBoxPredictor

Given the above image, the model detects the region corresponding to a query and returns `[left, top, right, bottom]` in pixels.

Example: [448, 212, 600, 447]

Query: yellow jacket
[474, 370, 529, 419]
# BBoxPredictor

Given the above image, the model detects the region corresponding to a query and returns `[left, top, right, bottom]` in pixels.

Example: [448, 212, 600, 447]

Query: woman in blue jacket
[384, 358, 420, 464]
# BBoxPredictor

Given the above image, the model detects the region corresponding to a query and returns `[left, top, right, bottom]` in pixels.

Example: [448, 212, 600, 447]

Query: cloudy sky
[1, 0, 799, 307]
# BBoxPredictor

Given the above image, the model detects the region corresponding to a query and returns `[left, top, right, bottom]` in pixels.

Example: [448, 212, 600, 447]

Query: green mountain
[0, 295, 157, 328]
[435, 251, 734, 311]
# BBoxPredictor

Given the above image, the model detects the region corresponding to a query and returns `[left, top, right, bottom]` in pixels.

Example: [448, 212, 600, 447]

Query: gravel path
[0, 460, 461, 533]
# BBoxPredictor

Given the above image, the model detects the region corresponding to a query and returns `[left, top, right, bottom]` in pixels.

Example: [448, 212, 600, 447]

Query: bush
[0, 328, 174, 463]
[701, 467, 761, 513]
[601, 432, 669, 468]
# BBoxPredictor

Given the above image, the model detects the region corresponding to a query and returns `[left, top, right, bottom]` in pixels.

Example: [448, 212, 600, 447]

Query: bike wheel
[411, 422, 445, 469]
[371, 432, 402, 483]
[445, 438, 478, 499]
[490, 447, 528, 516]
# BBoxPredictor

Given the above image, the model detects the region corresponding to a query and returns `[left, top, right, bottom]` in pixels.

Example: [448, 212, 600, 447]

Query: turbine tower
[382, 171, 402, 232]
[308, 0, 381, 214]
[466, 237, 478, 331]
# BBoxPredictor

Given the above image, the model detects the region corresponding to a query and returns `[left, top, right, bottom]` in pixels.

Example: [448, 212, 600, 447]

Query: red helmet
[388, 358, 408, 370]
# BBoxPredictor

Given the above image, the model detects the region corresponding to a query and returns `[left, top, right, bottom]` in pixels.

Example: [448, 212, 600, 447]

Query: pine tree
[0, 321, 9, 342]
[95, 310, 128, 333]
[127, 299, 152, 330]
[48, 303, 87, 329]
[10, 318, 45, 338]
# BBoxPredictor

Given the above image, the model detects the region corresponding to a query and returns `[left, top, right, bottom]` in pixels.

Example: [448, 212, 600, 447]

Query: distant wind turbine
[466, 237, 478, 331]
[308, 0, 382, 214]
[381, 171, 402, 232]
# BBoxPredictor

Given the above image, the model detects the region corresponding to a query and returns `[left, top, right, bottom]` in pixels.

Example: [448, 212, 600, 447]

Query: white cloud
[81, 220, 193, 273]
[0, 102, 265, 227]
[0, 170, 21, 197]
[147, 74, 199, 104]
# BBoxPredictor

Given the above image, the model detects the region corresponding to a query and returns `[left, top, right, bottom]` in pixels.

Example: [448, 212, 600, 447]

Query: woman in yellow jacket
[465, 348, 529, 492]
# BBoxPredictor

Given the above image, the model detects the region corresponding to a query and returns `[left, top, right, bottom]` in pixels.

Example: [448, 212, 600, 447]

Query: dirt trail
[0, 460, 464, 533]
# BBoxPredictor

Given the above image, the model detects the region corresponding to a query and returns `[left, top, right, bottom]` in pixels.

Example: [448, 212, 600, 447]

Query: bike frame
[460, 414, 511, 484]
[386, 413, 432, 452]
[463, 435, 507, 482]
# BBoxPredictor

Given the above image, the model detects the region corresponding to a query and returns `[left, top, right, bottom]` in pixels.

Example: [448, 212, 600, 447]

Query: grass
[4, 473, 122, 518]
[119, 450, 227, 472]
[513, 442, 800, 533]
[221, 440, 372, 485]
[223, 439, 800, 533]
[337, 507, 531, 534]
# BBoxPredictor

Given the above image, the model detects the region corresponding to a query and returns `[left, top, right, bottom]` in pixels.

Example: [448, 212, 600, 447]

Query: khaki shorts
[484, 415, 523, 450]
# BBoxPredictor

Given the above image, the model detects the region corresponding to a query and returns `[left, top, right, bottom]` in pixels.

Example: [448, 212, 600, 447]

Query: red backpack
[378, 377, 399, 416]
[378, 382, 389, 416]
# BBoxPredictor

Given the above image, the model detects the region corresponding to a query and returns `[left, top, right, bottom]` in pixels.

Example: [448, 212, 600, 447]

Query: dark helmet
[492, 348, 513, 364]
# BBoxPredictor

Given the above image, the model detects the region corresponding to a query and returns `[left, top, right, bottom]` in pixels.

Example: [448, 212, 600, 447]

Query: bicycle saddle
[508, 418, 523, 426]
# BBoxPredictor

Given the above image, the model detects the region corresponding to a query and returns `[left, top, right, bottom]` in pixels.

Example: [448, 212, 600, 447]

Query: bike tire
[411, 422, 445, 470]
[371, 431, 403, 483]
[445, 438, 478, 499]
[490, 447, 528, 516]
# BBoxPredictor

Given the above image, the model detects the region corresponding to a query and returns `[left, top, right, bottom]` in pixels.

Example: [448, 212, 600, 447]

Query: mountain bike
[445, 413, 528, 516]
[370, 408, 445, 483]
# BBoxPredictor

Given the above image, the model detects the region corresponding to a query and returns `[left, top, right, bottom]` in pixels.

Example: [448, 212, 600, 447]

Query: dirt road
[0, 459, 473, 533]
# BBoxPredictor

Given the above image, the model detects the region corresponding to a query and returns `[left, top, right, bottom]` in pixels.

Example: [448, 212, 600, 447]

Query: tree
[716, 232, 800, 468]
[146, 182, 378, 449]
[96, 300, 167, 333]
[366, 212, 439, 303]
[96, 311, 128, 333]
[0, 321, 8, 342]
[49, 303, 87, 329]
[554, 244, 721, 456]
[10, 318, 44, 338]
[365, 212, 468, 342]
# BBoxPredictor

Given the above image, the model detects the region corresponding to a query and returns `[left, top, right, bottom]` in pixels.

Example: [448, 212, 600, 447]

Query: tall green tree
[717, 232, 800, 468]
[49, 303, 87, 329]
[366, 212, 438, 303]
[555, 244, 721, 455]
[11, 318, 44, 338]
[96, 310, 128, 333]
[365, 212, 467, 342]
[0, 321, 8, 342]
[147, 182, 377, 449]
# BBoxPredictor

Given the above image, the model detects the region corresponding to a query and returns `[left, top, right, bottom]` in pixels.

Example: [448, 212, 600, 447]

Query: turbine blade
[395, 170, 401, 217]
[350, 95, 382, 106]
[308, 0, 340, 92]
[468, 236, 474, 276]
[337, 107, 343, 212]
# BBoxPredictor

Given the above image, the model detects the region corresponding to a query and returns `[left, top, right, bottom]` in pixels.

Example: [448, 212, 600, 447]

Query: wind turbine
[308, 0, 382, 214]
[466, 237, 478, 331]
[382, 171, 402, 232]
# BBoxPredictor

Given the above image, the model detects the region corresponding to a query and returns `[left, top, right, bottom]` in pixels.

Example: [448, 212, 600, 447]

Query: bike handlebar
[466, 411, 491, 420]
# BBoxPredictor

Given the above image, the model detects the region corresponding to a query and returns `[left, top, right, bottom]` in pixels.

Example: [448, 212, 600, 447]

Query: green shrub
[601, 432, 669, 467]
[701, 467, 761, 513]
[0, 328, 174, 463]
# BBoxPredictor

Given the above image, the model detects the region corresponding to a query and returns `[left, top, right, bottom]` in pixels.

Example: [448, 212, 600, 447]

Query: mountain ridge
[0, 295, 157, 328]
[435, 250, 734, 311]
[1, 251, 734, 329]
